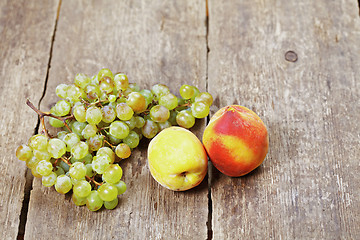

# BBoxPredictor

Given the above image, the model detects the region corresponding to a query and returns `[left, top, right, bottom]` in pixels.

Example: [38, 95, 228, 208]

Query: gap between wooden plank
[16, 1, 62, 239]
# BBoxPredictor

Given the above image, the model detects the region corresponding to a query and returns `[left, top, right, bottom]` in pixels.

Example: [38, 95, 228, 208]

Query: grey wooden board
[208, 0, 360, 239]
[0, 0, 58, 239]
[24, 1, 208, 239]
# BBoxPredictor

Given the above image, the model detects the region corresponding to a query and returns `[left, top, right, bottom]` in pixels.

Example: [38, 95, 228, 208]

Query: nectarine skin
[202, 105, 268, 177]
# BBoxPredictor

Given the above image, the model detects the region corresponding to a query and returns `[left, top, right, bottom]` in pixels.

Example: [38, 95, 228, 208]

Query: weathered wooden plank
[24, 0, 208, 239]
[0, 0, 59, 239]
[208, 0, 360, 239]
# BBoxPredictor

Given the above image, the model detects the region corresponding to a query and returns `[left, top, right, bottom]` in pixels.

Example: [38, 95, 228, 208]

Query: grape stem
[26, 99, 73, 134]
[60, 156, 71, 166]
[86, 175, 102, 186]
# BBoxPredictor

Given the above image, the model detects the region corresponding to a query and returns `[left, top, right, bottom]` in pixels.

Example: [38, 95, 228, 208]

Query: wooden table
[1, 0, 359, 239]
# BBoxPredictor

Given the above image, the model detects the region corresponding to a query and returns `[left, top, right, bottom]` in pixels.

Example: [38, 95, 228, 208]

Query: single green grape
[116, 103, 134, 121]
[108, 94, 117, 102]
[114, 73, 129, 91]
[124, 116, 136, 130]
[109, 121, 130, 139]
[123, 131, 140, 149]
[73, 104, 86, 122]
[85, 163, 94, 177]
[86, 106, 103, 125]
[71, 121, 87, 138]
[142, 119, 159, 139]
[190, 86, 200, 102]
[16, 144, 33, 161]
[114, 180, 127, 195]
[36, 160, 53, 176]
[103, 164, 123, 184]
[104, 198, 119, 210]
[139, 89, 154, 106]
[99, 76, 115, 94]
[159, 93, 178, 110]
[97, 68, 114, 80]
[66, 85, 83, 102]
[101, 105, 116, 123]
[115, 143, 131, 159]
[28, 134, 48, 151]
[57, 131, 67, 140]
[74, 73, 91, 89]
[97, 183, 118, 202]
[134, 116, 146, 128]
[49, 117, 65, 128]
[82, 124, 98, 139]
[85, 83, 101, 100]
[72, 193, 87, 206]
[126, 92, 147, 113]
[69, 162, 87, 180]
[86, 190, 103, 211]
[55, 175, 72, 194]
[26, 156, 40, 169]
[47, 138, 66, 158]
[55, 84, 69, 99]
[63, 133, 80, 152]
[87, 135, 104, 152]
[97, 147, 115, 163]
[151, 84, 170, 100]
[92, 155, 112, 174]
[179, 84, 195, 99]
[158, 121, 172, 131]
[71, 141, 89, 159]
[191, 101, 210, 118]
[73, 180, 92, 198]
[33, 149, 51, 161]
[58, 160, 70, 172]
[31, 167, 42, 178]
[176, 110, 195, 128]
[149, 105, 170, 123]
[195, 92, 213, 106]
[42, 172, 57, 187]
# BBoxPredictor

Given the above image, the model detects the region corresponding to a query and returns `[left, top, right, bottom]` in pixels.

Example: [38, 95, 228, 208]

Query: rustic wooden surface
[0, 0, 359, 239]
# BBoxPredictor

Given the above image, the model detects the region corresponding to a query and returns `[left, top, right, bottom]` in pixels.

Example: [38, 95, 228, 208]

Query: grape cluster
[16, 68, 213, 211]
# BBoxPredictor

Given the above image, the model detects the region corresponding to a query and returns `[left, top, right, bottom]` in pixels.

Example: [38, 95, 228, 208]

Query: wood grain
[208, 0, 360, 239]
[24, 1, 208, 239]
[0, 0, 59, 239]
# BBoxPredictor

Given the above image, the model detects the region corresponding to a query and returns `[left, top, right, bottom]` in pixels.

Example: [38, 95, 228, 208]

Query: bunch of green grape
[15, 68, 213, 211]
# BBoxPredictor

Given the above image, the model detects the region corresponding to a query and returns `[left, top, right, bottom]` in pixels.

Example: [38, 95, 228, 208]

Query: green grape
[179, 84, 195, 99]
[103, 164, 123, 184]
[87, 135, 104, 152]
[115, 143, 131, 159]
[104, 198, 118, 210]
[86, 190, 103, 211]
[151, 84, 170, 100]
[74, 73, 91, 89]
[108, 94, 117, 103]
[49, 117, 65, 128]
[191, 101, 210, 118]
[85, 163, 94, 177]
[114, 73, 129, 91]
[109, 121, 130, 139]
[42, 172, 57, 187]
[73, 104, 86, 122]
[149, 105, 170, 123]
[55, 84, 69, 99]
[98, 68, 114, 80]
[71, 121, 87, 138]
[85, 83, 101, 100]
[57, 131, 67, 140]
[36, 160, 53, 176]
[31, 167, 42, 178]
[176, 110, 195, 128]
[159, 93, 178, 110]
[92, 155, 111, 174]
[33, 150, 51, 161]
[115, 180, 127, 195]
[58, 160, 70, 172]
[158, 121, 172, 131]
[195, 92, 213, 106]
[126, 92, 146, 113]
[69, 162, 87, 180]
[142, 119, 160, 138]
[71, 153, 93, 164]
[28, 134, 48, 151]
[139, 89, 154, 106]
[54, 166, 65, 176]
[73, 180, 92, 198]
[55, 175, 72, 194]
[47, 138, 66, 158]
[124, 116, 136, 130]
[101, 105, 116, 123]
[16, 144, 33, 161]
[190, 86, 200, 102]
[67, 85, 83, 102]
[97, 147, 115, 163]
[86, 106, 103, 125]
[63, 133, 80, 151]
[72, 193, 87, 206]
[123, 131, 140, 149]
[168, 110, 178, 125]
[26, 156, 40, 169]
[71, 141, 89, 159]
[99, 76, 115, 94]
[134, 116, 146, 128]
[107, 134, 121, 145]
[128, 83, 140, 92]
[82, 124, 97, 139]
[97, 183, 118, 202]
[116, 103, 134, 121]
